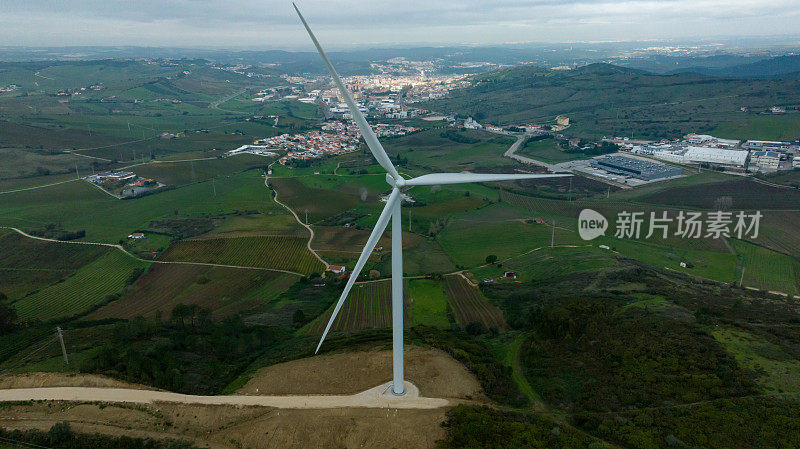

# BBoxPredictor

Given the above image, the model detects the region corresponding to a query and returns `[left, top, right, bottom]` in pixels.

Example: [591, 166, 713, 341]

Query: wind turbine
[294, 3, 571, 396]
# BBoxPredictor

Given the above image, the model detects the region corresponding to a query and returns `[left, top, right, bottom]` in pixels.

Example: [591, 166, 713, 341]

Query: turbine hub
[386, 173, 405, 188]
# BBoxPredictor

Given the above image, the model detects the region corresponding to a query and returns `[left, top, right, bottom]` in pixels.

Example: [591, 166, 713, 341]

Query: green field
[134, 154, 271, 186]
[382, 128, 516, 172]
[733, 239, 800, 295]
[0, 169, 282, 242]
[471, 245, 615, 283]
[408, 278, 450, 328]
[439, 218, 582, 268]
[10, 250, 148, 321]
[516, 137, 586, 164]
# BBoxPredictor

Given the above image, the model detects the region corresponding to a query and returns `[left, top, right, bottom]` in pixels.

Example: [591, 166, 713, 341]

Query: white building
[463, 117, 482, 130]
[653, 147, 748, 168]
[683, 147, 748, 167]
[750, 151, 781, 171]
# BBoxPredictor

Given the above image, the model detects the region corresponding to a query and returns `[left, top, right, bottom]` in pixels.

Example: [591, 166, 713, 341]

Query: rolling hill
[426, 63, 800, 139]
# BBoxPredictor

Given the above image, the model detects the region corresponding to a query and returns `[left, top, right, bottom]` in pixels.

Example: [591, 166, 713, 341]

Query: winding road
[264, 164, 330, 269]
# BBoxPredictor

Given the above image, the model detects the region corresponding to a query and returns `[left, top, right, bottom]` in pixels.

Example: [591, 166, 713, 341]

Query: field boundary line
[0, 227, 305, 277]
[0, 177, 80, 195]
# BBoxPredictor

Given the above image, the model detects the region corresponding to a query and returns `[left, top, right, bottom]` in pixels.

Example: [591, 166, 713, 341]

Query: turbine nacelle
[386, 173, 406, 188]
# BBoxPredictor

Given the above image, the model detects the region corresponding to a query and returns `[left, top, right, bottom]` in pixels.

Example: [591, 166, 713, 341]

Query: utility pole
[191, 160, 196, 183]
[551, 219, 556, 248]
[568, 177, 572, 202]
[55, 327, 68, 365]
[74, 163, 79, 179]
[305, 209, 308, 224]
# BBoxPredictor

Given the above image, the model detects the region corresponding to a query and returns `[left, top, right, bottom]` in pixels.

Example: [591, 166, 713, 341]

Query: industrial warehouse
[590, 155, 683, 181]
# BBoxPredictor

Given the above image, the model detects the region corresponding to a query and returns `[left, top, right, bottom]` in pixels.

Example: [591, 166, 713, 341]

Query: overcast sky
[1, 0, 799, 49]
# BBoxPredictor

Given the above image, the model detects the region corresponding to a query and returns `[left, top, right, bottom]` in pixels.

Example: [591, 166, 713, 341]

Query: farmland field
[159, 235, 324, 274]
[470, 246, 615, 283]
[443, 275, 507, 331]
[304, 279, 410, 334]
[0, 170, 281, 242]
[270, 176, 361, 224]
[10, 250, 148, 322]
[408, 279, 450, 328]
[133, 154, 271, 186]
[733, 239, 800, 295]
[439, 218, 582, 268]
[382, 128, 517, 172]
[639, 178, 800, 210]
[90, 263, 297, 320]
[0, 229, 108, 299]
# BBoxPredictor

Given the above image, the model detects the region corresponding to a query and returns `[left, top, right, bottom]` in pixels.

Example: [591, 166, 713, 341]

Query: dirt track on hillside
[0, 348, 475, 448]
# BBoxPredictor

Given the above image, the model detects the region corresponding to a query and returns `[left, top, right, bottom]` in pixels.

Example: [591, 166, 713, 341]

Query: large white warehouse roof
[684, 146, 748, 166]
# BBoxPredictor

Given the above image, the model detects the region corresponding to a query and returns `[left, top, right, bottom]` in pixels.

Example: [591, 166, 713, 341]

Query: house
[107, 171, 136, 181]
[327, 265, 346, 274]
[679, 262, 688, 268]
[503, 272, 517, 280]
[128, 232, 145, 239]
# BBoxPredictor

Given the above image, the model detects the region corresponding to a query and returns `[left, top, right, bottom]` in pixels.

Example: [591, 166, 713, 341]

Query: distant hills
[425, 62, 800, 139]
[672, 54, 800, 79]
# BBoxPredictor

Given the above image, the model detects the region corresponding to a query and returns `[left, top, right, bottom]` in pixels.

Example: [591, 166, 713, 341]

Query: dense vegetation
[436, 405, 606, 449]
[478, 260, 800, 448]
[0, 422, 196, 449]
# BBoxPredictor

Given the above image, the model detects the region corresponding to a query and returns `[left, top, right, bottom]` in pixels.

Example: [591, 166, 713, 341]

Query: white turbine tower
[294, 4, 571, 396]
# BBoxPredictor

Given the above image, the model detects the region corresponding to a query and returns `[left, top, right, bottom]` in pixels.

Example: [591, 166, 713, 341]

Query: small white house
[679, 262, 688, 268]
[327, 265, 346, 274]
[128, 232, 145, 240]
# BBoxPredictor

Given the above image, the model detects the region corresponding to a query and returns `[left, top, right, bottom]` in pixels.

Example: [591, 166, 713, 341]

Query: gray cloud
[1, 0, 798, 48]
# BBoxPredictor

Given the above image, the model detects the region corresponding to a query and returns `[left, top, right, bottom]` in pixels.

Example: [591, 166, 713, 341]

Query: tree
[485, 255, 498, 265]
[292, 309, 306, 328]
[0, 300, 18, 335]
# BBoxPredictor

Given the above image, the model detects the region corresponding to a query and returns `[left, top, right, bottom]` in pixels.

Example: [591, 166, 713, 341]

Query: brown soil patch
[1, 401, 448, 449]
[238, 345, 483, 400]
[0, 372, 154, 390]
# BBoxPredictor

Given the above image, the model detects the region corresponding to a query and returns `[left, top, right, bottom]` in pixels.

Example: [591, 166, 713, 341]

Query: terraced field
[10, 250, 148, 321]
[159, 235, 325, 275]
[90, 264, 297, 320]
[443, 275, 507, 331]
[304, 279, 410, 334]
[0, 229, 108, 299]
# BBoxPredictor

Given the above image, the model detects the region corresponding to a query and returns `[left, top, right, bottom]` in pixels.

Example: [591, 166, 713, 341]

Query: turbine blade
[404, 172, 571, 186]
[292, 3, 400, 180]
[315, 188, 401, 353]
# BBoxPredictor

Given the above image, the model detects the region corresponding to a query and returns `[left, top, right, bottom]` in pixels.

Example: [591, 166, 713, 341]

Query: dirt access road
[0, 381, 447, 409]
